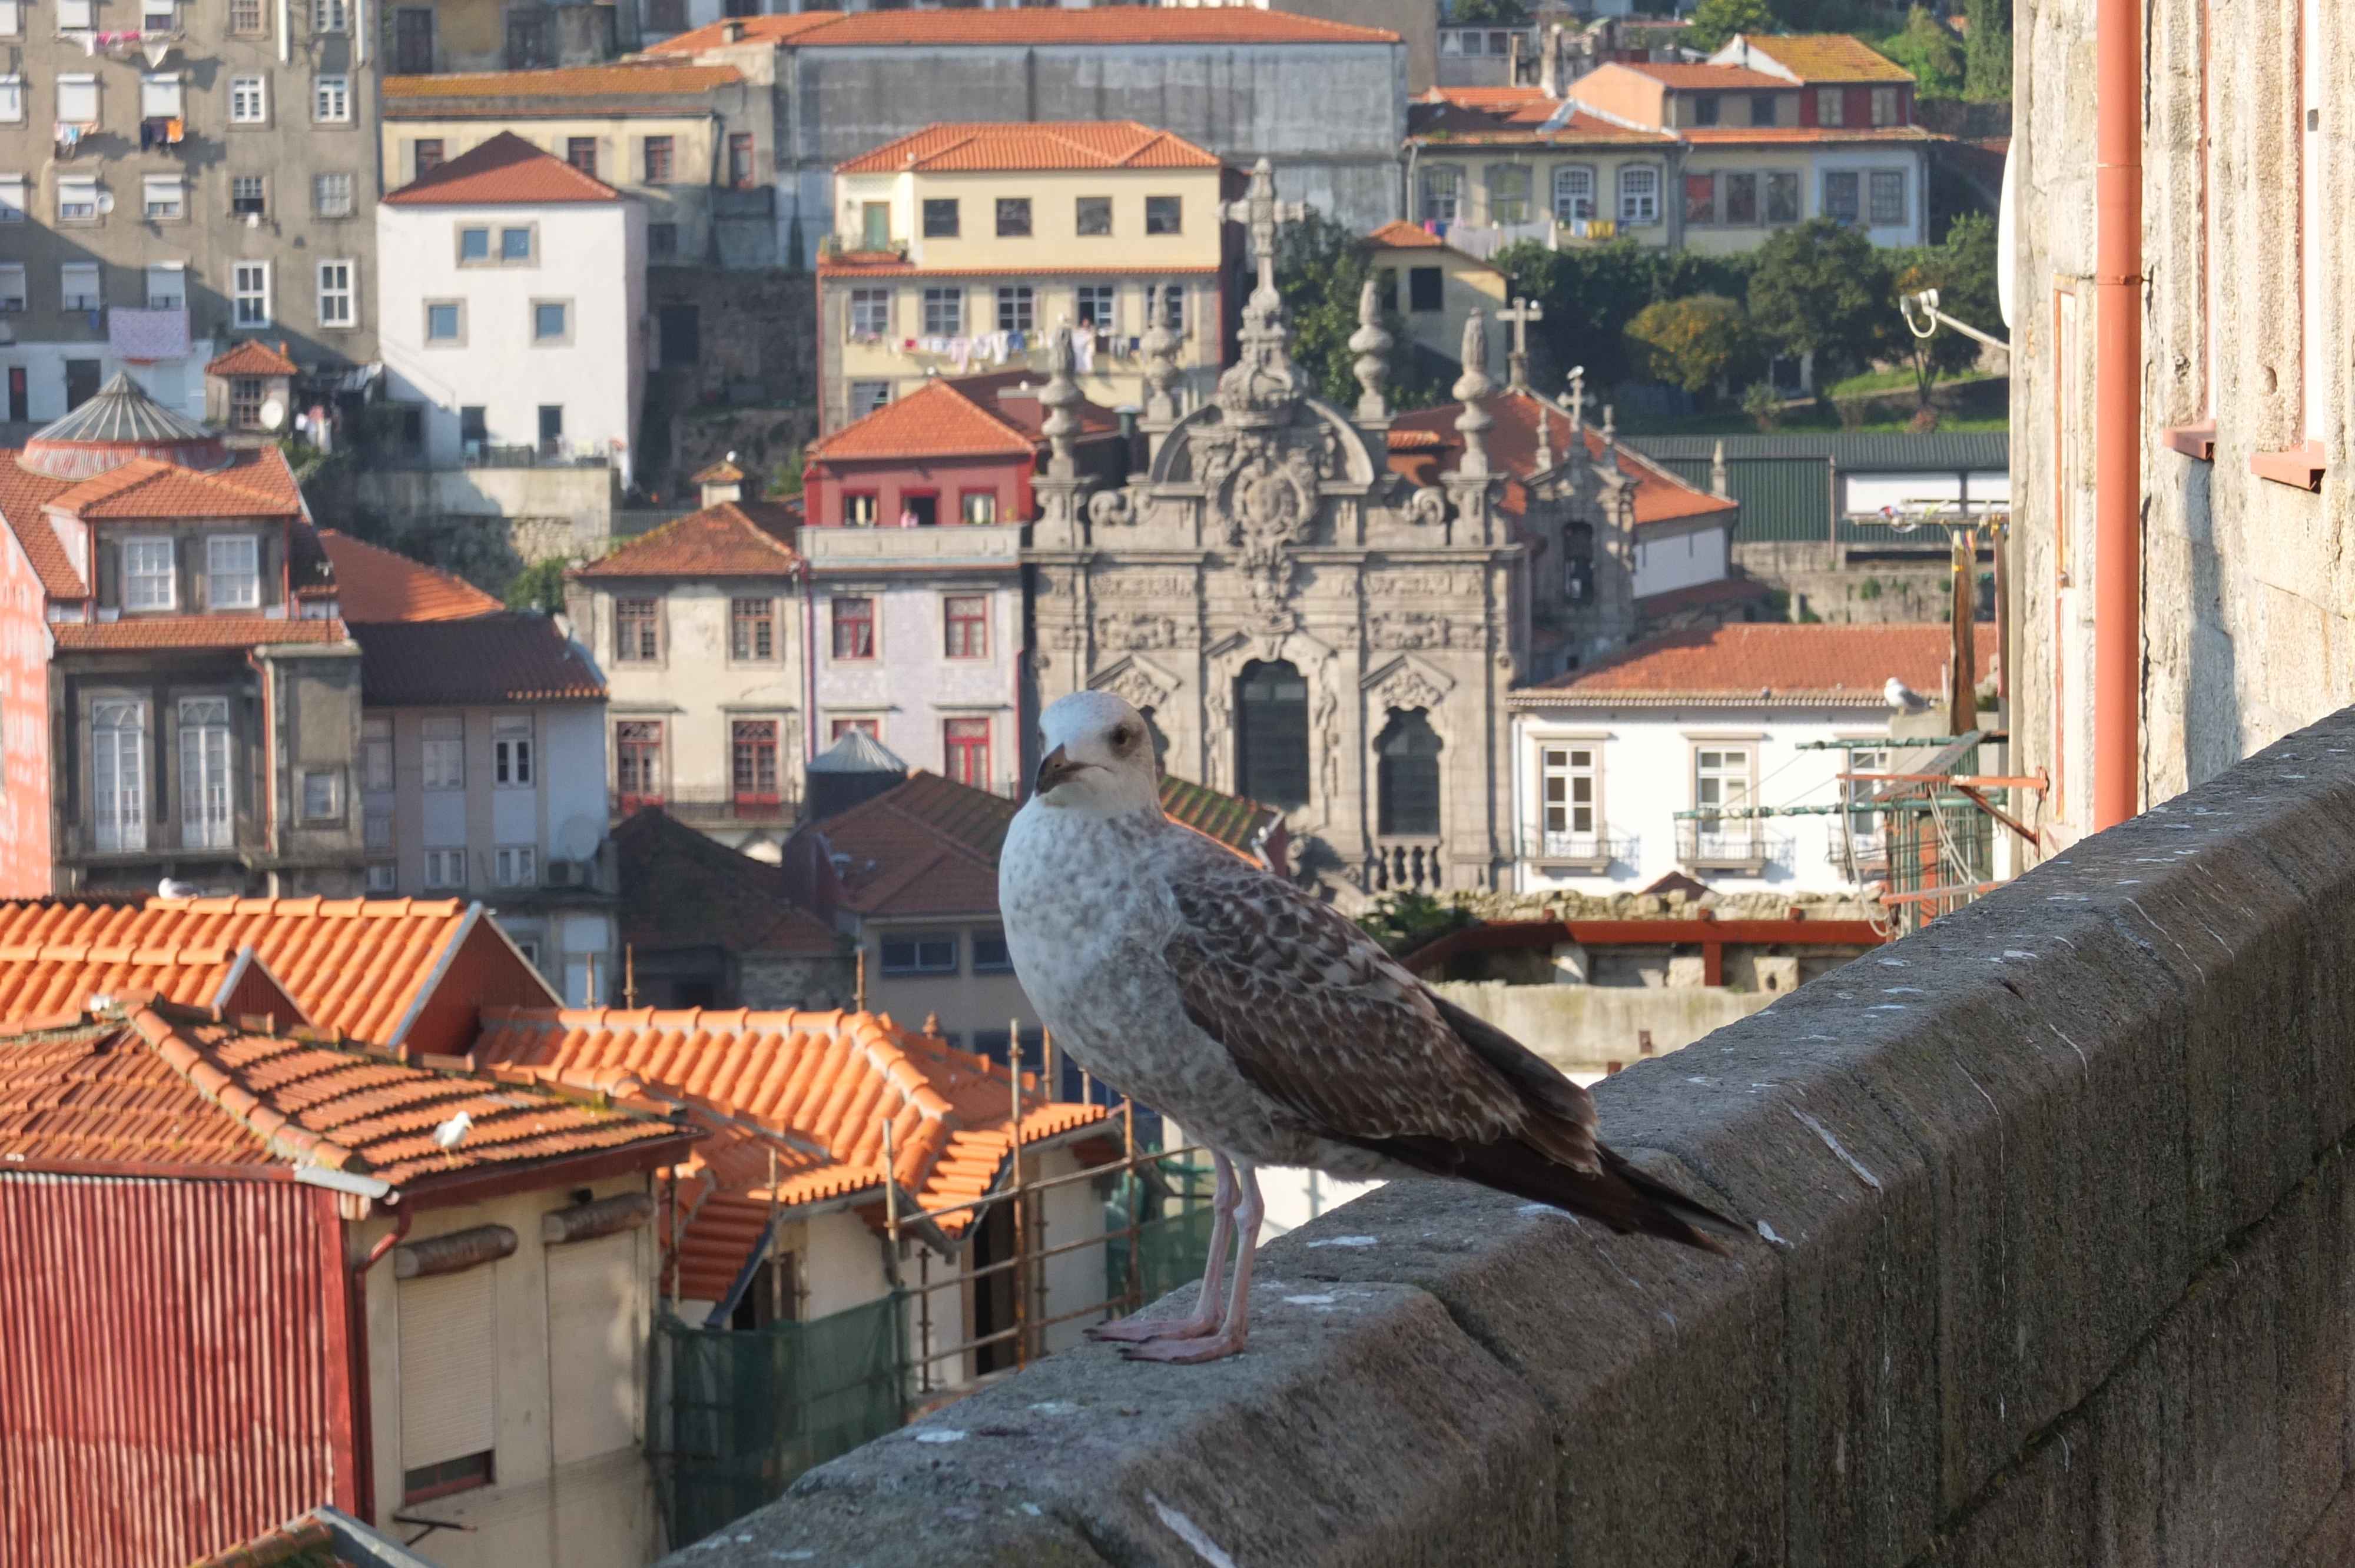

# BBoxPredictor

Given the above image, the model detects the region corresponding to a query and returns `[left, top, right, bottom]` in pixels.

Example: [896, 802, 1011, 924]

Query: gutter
[2091, 0, 2142, 828]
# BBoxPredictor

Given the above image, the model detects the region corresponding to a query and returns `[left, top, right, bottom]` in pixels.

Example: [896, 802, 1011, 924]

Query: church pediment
[1360, 653, 1457, 715]
[1089, 655, 1182, 712]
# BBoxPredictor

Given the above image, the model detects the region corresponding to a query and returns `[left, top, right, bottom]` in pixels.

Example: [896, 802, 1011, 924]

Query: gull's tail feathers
[1363, 1128, 1739, 1255]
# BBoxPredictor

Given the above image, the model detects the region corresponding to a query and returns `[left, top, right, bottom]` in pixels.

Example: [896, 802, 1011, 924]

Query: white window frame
[364, 862, 397, 894]
[57, 180, 99, 225]
[0, 2, 20, 38]
[1870, 87, 1898, 127]
[0, 76, 22, 125]
[1817, 86, 1845, 127]
[493, 845, 536, 888]
[142, 174, 184, 221]
[492, 716, 532, 786]
[1074, 283, 1116, 333]
[1420, 163, 1462, 225]
[0, 263, 24, 310]
[1691, 745, 1756, 859]
[422, 848, 467, 890]
[1551, 164, 1595, 224]
[1160, 283, 1187, 338]
[140, 73, 183, 118]
[205, 534, 260, 609]
[314, 171, 353, 218]
[178, 697, 232, 849]
[146, 262, 185, 309]
[921, 287, 962, 336]
[312, 73, 349, 124]
[92, 699, 147, 853]
[122, 536, 175, 609]
[1822, 170, 1862, 227]
[142, 0, 176, 31]
[57, 0, 94, 26]
[0, 177, 24, 224]
[229, 74, 267, 125]
[1538, 744, 1602, 858]
[848, 287, 890, 338]
[61, 261, 101, 309]
[1617, 165, 1660, 226]
[55, 74, 97, 125]
[233, 261, 270, 327]
[312, 0, 346, 31]
[317, 259, 353, 328]
[1867, 168, 1908, 228]
[361, 715, 393, 793]
[299, 768, 340, 821]
[422, 716, 463, 790]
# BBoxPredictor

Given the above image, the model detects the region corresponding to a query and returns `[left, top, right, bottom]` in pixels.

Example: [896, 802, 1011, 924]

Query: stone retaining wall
[661, 707, 2355, 1566]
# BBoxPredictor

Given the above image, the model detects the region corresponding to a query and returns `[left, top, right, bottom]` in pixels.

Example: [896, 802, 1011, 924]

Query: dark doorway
[1236, 660, 1310, 809]
[659, 304, 701, 368]
[904, 494, 937, 527]
[1376, 708, 1443, 836]
[969, 1200, 1020, 1373]
[6, 368, 25, 423]
[394, 7, 433, 72]
[64, 360, 100, 411]
[728, 1249, 798, 1330]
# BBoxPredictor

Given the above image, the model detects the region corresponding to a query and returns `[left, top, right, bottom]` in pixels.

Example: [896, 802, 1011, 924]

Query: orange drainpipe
[2093, 0, 2144, 829]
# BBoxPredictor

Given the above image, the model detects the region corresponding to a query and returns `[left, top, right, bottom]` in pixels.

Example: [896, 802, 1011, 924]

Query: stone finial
[1453, 310, 1496, 477]
[1348, 277, 1393, 423]
[1565, 364, 1587, 431]
[1041, 321, 1082, 478]
[1498, 297, 1543, 393]
[1601, 403, 1620, 471]
[1711, 438, 1729, 497]
[1534, 396, 1555, 473]
[1140, 290, 1180, 426]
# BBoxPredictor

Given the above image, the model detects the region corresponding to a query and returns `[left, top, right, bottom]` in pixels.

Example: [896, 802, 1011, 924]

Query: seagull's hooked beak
[1036, 745, 1092, 796]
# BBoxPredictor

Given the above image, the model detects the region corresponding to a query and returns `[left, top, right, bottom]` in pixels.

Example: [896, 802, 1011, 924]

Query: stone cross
[1498, 296, 1544, 390]
[1225, 157, 1309, 297]
[1565, 365, 1587, 429]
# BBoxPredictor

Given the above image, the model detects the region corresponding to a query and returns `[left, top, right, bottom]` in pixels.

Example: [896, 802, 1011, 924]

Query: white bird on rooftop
[432, 1110, 473, 1151]
[158, 877, 203, 899]
[1885, 675, 1933, 714]
[999, 690, 1733, 1364]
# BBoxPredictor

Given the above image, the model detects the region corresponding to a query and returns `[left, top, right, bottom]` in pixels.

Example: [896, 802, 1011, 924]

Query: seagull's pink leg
[1122, 1162, 1263, 1364]
[1089, 1151, 1237, 1344]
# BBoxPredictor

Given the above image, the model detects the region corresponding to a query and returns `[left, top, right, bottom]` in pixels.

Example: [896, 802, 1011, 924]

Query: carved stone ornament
[1405, 487, 1448, 529]
[1092, 657, 1178, 711]
[1088, 487, 1138, 529]
[1375, 669, 1449, 715]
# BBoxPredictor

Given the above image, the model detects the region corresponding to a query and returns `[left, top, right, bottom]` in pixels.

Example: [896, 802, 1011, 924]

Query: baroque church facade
[1027, 160, 1647, 905]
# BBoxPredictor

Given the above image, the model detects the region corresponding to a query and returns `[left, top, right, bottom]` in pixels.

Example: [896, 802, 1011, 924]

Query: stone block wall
[659, 702, 2355, 1566]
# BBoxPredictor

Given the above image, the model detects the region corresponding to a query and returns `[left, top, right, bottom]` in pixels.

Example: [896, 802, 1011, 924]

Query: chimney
[721, 18, 744, 42]
[1540, 23, 1560, 98]
[698, 452, 746, 508]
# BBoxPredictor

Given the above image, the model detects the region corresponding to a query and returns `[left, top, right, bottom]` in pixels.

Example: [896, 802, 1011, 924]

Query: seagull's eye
[1112, 725, 1132, 747]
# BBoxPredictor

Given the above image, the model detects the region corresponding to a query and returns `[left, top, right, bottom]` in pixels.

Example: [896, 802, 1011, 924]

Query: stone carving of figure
[1203, 672, 1233, 791]
[1141, 291, 1181, 424]
[1314, 676, 1340, 810]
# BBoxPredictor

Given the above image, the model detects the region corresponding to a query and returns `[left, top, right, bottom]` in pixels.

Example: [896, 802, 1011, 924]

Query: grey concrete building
[2008, 0, 2355, 849]
[645, 8, 1410, 264]
[0, 0, 379, 426]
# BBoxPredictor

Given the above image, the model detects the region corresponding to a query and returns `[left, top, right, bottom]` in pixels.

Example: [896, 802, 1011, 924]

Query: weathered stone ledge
[665, 709, 2355, 1567]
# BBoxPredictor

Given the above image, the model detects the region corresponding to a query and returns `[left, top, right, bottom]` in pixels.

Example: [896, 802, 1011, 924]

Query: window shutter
[546, 1231, 640, 1465]
[399, 1267, 497, 1470]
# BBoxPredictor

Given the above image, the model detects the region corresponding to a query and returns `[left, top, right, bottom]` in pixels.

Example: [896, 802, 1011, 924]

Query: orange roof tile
[44, 449, 303, 521]
[204, 340, 300, 377]
[0, 454, 84, 597]
[1366, 219, 1447, 249]
[52, 617, 349, 652]
[691, 459, 747, 483]
[572, 500, 800, 580]
[383, 129, 622, 206]
[807, 378, 1037, 463]
[1722, 33, 1916, 84]
[838, 121, 1220, 175]
[318, 530, 502, 623]
[1388, 392, 1736, 529]
[474, 1005, 1110, 1300]
[652, 7, 1394, 55]
[1616, 60, 1793, 90]
[0, 1005, 689, 1189]
[383, 62, 743, 99]
[796, 772, 1012, 921]
[0, 896, 553, 1048]
[1523, 621, 1998, 705]
[1679, 125, 1931, 144]
[1408, 97, 1675, 145]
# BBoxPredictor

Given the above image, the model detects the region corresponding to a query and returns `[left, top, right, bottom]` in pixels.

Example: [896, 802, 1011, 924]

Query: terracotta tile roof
[1636, 574, 1776, 619]
[652, 7, 1394, 54]
[1366, 219, 1445, 249]
[838, 120, 1220, 175]
[52, 617, 349, 652]
[1407, 97, 1675, 144]
[0, 896, 549, 1047]
[614, 807, 845, 958]
[319, 530, 501, 622]
[1724, 33, 1916, 84]
[383, 62, 742, 99]
[573, 500, 800, 579]
[1157, 775, 1279, 861]
[383, 129, 622, 206]
[1388, 392, 1737, 529]
[947, 369, 1125, 443]
[353, 613, 605, 706]
[473, 1005, 1111, 1300]
[815, 259, 1223, 278]
[1384, 427, 1448, 451]
[0, 454, 83, 597]
[204, 340, 300, 377]
[1616, 60, 1793, 90]
[1680, 125, 1932, 144]
[807, 378, 1037, 463]
[804, 772, 1013, 921]
[691, 459, 747, 483]
[1521, 620, 1998, 705]
[43, 448, 303, 521]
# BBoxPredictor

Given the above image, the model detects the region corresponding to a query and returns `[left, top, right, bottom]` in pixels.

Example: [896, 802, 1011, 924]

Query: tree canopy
[1874, 5, 1965, 98]
[1746, 219, 1894, 374]
[1624, 295, 1761, 396]
[1887, 211, 1999, 403]
[1964, 0, 2012, 100]
[1495, 239, 1760, 393]
[1273, 212, 1442, 410]
[1686, 0, 1779, 53]
[1446, 0, 1530, 22]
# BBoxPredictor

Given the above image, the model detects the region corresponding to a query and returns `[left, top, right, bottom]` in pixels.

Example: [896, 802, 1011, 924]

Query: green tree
[1887, 211, 1999, 406]
[1965, 0, 2012, 101]
[1624, 295, 1761, 397]
[1274, 211, 1439, 410]
[1687, 0, 1778, 54]
[1746, 218, 1893, 377]
[1447, 0, 1529, 21]
[1874, 5, 1964, 98]
[768, 444, 806, 499]
[1494, 238, 1761, 394]
[506, 556, 570, 614]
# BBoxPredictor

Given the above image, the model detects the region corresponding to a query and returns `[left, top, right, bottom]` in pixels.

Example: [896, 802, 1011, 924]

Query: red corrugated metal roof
[475, 1006, 1109, 1302]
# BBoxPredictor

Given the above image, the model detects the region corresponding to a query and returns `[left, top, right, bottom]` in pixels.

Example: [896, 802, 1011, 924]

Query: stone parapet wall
[661, 706, 2355, 1566]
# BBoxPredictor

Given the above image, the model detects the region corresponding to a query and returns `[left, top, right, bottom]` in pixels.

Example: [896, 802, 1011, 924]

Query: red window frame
[944, 717, 991, 790]
[566, 136, 597, 177]
[732, 719, 780, 805]
[728, 132, 755, 190]
[615, 597, 659, 662]
[943, 594, 987, 659]
[615, 719, 664, 810]
[831, 596, 875, 660]
[731, 596, 774, 660]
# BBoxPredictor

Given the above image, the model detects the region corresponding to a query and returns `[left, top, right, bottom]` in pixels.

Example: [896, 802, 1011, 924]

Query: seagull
[432, 1110, 473, 1151]
[1000, 690, 1734, 1363]
[1884, 675, 1934, 714]
[158, 877, 204, 899]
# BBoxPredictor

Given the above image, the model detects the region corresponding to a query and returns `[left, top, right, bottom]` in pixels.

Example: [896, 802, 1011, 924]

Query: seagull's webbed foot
[1118, 1324, 1249, 1363]
[1089, 1307, 1218, 1344]
[1118, 1160, 1263, 1366]
[1089, 1151, 1237, 1346]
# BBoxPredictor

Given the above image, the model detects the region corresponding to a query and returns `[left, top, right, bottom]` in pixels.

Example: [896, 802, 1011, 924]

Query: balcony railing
[612, 788, 800, 825]
[462, 439, 614, 470]
[1676, 819, 1774, 873]
[1532, 829, 1631, 871]
[1368, 836, 1447, 894]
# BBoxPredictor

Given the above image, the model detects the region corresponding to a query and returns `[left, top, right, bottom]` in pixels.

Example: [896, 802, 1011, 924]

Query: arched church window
[1236, 661, 1309, 809]
[1376, 708, 1442, 837]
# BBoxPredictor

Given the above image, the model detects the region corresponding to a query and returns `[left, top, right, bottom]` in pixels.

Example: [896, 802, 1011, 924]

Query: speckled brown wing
[1160, 855, 1600, 1171]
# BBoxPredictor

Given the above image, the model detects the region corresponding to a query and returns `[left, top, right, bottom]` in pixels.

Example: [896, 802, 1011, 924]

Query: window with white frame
[299, 769, 339, 820]
[921, 287, 961, 335]
[1822, 170, 1862, 226]
[140, 73, 182, 117]
[58, 0, 94, 25]
[0, 76, 21, 124]
[422, 716, 463, 789]
[60, 261, 100, 308]
[361, 715, 393, 792]
[1870, 87, 1898, 127]
[178, 697, 231, 849]
[1486, 163, 1531, 225]
[1075, 284, 1116, 331]
[0, 264, 24, 310]
[423, 848, 466, 890]
[995, 285, 1033, 333]
[848, 288, 889, 337]
[312, 74, 348, 123]
[92, 700, 147, 852]
[493, 845, 536, 888]
[317, 260, 353, 327]
[146, 263, 183, 307]
[314, 171, 352, 217]
[1539, 745, 1600, 857]
[206, 534, 259, 608]
[57, 180, 99, 224]
[364, 863, 396, 894]
[142, 0, 175, 31]
[229, 74, 267, 124]
[1551, 165, 1595, 224]
[233, 261, 270, 325]
[122, 536, 175, 609]
[1691, 747, 1754, 856]
[492, 715, 532, 786]
[0, 176, 22, 223]
[1816, 87, 1845, 127]
[1867, 169, 1908, 227]
[0, 2, 18, 36]
[56, 75, 97, 124]
[1617, 165, 1660, 225]
[1160, 284, 1186, 337]
[142, 175, 184, 221]
[312, 0, 345, 29]
[1421, 164, 1462, 224]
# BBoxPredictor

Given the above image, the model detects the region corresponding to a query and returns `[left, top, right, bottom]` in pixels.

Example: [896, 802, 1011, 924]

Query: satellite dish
[558, 815, 600, 862]
[1995, 145, 2016, 330]
[258, 397, 286, 431]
